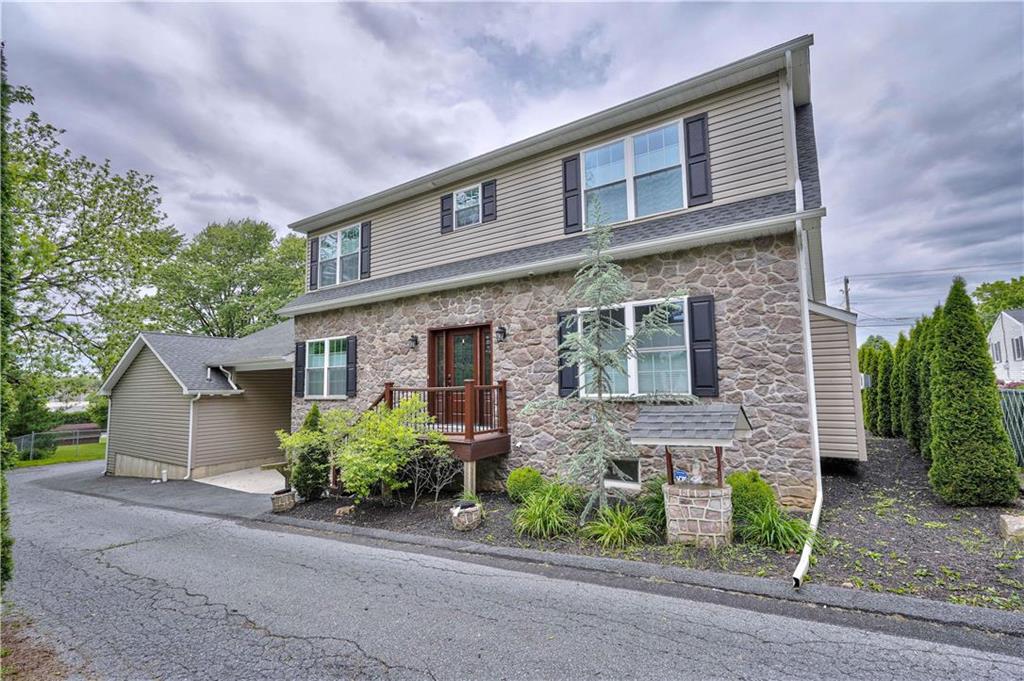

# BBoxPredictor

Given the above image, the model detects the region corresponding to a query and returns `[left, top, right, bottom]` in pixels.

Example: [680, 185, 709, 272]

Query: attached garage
[809, 302, 867, 461]
[100, 321, 295, 479]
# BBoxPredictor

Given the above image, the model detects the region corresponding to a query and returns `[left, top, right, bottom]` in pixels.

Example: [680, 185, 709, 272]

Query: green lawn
[13, 441, 106, 468]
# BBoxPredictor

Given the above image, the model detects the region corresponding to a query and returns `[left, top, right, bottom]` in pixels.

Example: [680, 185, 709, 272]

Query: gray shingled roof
[1005, 309, 1024, 324]
[135, 320, 295, 393]
[629, 404, 753, 445]
[795, 104, 821, 210]
[280, 190, 796, 315]
[141, 333, 239, 392]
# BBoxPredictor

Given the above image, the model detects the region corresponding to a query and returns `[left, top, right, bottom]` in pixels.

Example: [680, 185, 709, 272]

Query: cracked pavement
[6, 462, 1023, 680]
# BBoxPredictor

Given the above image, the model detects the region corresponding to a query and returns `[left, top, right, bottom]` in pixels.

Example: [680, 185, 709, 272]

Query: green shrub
[928, 278, 1019, 506]
[506, 466, 544, 503]
[726, 470, 776, 523]
[545, 481, 586, 514]
[512, 484, 576, 538]
[582, 504, 653, 549]
[636, 474, 667, 537]
[736, 503, 816, 553]
[873, 343, 895, 437]
[278, 404, 331, 501]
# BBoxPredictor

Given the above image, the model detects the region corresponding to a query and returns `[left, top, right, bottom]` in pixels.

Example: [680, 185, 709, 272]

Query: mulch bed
[284, 437, 1023, 611]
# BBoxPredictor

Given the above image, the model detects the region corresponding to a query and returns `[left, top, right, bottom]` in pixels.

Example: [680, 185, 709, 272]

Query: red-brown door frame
[428, 323, 493, 428]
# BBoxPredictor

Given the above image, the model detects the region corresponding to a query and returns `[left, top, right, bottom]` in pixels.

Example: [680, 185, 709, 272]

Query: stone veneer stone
[293, 233, 815, 508]
[663, 483, 733, 547]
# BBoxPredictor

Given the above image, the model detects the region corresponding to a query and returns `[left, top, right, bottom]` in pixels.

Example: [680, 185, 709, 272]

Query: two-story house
[278, 34, 865, 508]
[99, 35, 866, 508]
[988, 309, 1024, 383]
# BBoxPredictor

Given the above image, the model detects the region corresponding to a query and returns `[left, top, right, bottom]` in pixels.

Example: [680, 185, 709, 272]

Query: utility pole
[842, 276, 851, 311]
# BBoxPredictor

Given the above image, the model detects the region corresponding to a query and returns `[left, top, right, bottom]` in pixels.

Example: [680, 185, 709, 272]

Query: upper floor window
[1013, 336, 1024, 361]
[454, 185, 482, 229]
[577, 298, 690, 397]
[582, 122, 686, 227]
[318, 224, 361, 288]
[993, 341, 1002, 363]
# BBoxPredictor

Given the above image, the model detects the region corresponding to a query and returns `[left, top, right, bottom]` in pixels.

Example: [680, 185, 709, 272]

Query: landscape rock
[998, 513, 1024, 541]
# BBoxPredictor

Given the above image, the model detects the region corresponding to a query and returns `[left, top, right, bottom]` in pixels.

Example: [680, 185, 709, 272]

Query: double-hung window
[1013, 336, 1024, 361]
[306, 337, 348, 397]
[318, 224, 361, 288]
[582, 122, 686, 227]
[993, 342, 1002, 363]
[454, 185, 482, 229]
[577, 299, 690, 397]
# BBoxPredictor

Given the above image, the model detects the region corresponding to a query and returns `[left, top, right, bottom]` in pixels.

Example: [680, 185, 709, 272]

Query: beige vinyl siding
[811, 312, 867, 461]
[191, 369, 291, 469]
[311, 75, 792, 283]
[107, 346, 190, 468]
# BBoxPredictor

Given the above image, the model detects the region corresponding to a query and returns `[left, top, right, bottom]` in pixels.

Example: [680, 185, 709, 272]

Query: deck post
[384, 382, 394, 409]
[714, 445, 724, 488]
[463, 460, 477, 495]
[463, 379, 475, 441]
[497, 379, 508, 433]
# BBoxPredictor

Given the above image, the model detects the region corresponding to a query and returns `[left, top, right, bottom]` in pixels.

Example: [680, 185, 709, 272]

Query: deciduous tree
[973, 277, 1024, 331]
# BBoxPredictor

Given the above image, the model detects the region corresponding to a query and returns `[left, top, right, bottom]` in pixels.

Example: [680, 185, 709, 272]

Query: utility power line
[826, 260, 1023, 284]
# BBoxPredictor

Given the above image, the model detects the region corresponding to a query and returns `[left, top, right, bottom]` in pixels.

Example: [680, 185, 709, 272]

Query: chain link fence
[999, 389, 1024, 467]
[11, 428, 104, 462]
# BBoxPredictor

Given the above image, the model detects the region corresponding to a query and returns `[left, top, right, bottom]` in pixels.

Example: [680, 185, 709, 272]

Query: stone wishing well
[629, 404, 752, 547]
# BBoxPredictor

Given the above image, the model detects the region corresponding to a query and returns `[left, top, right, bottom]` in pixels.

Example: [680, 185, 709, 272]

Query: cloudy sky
[5, 2, 1023, 342]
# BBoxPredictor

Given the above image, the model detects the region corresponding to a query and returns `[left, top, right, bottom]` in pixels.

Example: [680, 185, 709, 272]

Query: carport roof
[100, 320, 294, 396]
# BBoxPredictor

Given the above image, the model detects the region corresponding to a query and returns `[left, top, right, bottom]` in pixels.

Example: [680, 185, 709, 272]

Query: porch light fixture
[407, 335, 419, 349]
[495, 326, 508, 343]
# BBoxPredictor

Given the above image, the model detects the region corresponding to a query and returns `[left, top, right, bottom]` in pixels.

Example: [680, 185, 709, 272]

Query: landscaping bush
[582, 504, 653, 550]
[512, 483, 576, 538]
[278, 404, 331, 501]
[726, 470, 776, 523]
[636, 474, 667, 537]
[873, 342, 895, 437]
[506, 466, 544, 503]
[735, 503, 816, 553]
[401, 432, 460, 508]
[928, 278, 1019, 506]
[545, 481, 586, 514]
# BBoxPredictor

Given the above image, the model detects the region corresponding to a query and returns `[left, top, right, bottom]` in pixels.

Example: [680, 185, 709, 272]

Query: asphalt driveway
[4, 462, 1022, 680]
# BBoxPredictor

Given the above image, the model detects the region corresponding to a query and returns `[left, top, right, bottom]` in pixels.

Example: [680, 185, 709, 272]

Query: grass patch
[13, 442, 106, 468]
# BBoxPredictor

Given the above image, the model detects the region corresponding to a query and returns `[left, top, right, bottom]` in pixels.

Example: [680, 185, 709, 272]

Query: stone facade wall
[293, 233, 815, 508]
[663, 483, 733, 547]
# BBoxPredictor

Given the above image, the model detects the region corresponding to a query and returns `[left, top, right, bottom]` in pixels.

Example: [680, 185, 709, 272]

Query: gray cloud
[4, 2, 1022, 343]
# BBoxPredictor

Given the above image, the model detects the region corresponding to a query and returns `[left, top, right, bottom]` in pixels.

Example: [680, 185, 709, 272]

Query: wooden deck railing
[375, 379, 508, 441]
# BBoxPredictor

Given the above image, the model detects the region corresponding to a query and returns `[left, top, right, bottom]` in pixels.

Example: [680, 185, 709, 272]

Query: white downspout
[786, 48, 823, 588]
[104, 396, 113, 475]
[185, 394, 201, 479]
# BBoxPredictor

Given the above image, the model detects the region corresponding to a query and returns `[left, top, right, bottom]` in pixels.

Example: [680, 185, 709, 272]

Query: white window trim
[575, 296, 691, 399]
[314, 223, 362, 291]
[453, 183, 483, 230]
[603, 458, 641, 491]
[305, 336, 350, 399]
[1013, 337, 1024, 361]
[579, 120, 689, 229]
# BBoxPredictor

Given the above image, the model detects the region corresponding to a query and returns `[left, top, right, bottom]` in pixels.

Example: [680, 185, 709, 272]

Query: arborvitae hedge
[901, 323, 922, 450]
[927, 279, 1018, 506]
[891, 333, 908, 437]
[873, 342, 894, 437]
[919, 307, 943, 462]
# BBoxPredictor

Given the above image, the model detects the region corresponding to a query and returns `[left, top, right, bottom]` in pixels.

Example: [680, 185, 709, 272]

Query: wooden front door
[429, 324, 492, 426]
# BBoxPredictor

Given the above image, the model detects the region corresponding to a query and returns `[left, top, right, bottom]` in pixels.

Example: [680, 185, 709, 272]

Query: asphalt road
[5, 462, 1022, 680]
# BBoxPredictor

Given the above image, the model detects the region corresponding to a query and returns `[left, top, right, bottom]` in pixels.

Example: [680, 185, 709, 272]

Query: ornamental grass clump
[582, 504, 653, 550]
[506, 466, 544, 503]
[726, 470, 776, 524]
[635, 474, 667, 538]
[736, 503, 816, 553]
[928, 278, 1019, 506]
[512, 483, 576, 539]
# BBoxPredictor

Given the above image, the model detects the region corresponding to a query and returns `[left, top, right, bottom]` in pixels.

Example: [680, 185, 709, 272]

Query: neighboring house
[988, 309, 1024, 383]
[99, 321, 294, 479]
[276, 34, 866, 509]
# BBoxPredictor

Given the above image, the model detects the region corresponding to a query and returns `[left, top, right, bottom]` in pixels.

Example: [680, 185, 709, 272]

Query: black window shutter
[293, 342, 306, 397]
[346, 336, 357, 397]
[308, 237, 320, 291]
[440, 194, 454, 234]
[562, 155, 582, 234]
[688, 295, 719, 397]
[481, 180, 497, 222]
[683, 113, 713, 207]
[556, 311, 579, 397]
[360, 221, 371, 279]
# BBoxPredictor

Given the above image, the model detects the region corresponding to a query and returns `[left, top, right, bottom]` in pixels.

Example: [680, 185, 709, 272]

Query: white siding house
[988, 309, 1024, 383]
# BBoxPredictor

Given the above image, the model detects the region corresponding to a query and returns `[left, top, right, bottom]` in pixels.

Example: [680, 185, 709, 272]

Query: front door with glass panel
[428, 325, 492, 427]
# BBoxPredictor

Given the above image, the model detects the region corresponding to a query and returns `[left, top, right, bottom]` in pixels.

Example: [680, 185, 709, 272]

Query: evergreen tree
[858, 345, 875, 431]
[919, 307, 943, 461]
[928, 278, 1018, 506]
[902, 322, 922, 450]
[289, 404, 331, 502]
[890, 333, 908, 437]
[873, 342, 894, 437]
